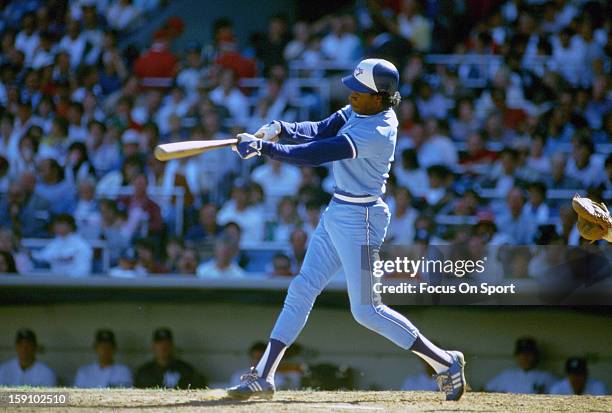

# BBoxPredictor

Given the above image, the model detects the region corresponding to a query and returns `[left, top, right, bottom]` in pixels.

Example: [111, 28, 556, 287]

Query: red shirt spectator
[133, 31, 178, 89]
[118, 173, 163, 235]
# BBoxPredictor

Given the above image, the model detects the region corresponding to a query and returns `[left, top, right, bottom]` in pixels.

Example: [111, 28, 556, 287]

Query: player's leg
[327, 201, 466, 400]
[227, 211, 341, 399]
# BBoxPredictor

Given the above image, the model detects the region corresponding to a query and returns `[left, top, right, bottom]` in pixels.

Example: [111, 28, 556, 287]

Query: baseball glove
[571, 194, 612, 243]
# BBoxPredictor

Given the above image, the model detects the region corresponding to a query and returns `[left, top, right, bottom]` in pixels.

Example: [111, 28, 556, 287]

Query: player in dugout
[227, 58, 466, 401]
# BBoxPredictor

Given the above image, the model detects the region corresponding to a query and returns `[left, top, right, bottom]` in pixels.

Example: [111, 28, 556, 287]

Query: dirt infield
[1, 388, 611, 413]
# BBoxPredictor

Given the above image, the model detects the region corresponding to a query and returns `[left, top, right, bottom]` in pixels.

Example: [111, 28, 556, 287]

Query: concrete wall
[1, 303, 611, 391]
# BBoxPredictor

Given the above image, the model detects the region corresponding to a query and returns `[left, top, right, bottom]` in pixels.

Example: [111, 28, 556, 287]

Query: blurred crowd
[0, 328, 607, 395]
[0, 0, 610, 278]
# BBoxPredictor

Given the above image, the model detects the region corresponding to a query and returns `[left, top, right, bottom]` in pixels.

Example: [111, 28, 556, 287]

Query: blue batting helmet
[342, 58, 399, 94]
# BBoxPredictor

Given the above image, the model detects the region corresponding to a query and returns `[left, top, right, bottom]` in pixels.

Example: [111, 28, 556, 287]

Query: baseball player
[227, 59, 466, 401]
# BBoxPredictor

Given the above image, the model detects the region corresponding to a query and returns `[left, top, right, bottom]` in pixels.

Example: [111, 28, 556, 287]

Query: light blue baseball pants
[270, 199, 419, 349]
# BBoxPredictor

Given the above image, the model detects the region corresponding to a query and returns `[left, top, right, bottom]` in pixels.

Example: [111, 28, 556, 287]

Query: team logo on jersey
[355, 67, 364, 76]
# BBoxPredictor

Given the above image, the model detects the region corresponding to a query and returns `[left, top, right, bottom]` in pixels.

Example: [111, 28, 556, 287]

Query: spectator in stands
[118, 173, 163, 237]
[107, 0, 141, 31]
[524, 134, 551, 178]
[98, 199, 130, 265]
[283, 21, 310, 61]
[74, 177, 101, 240]
[288, 228, 308, 273]
[302, 200, 321, 237]
[525, 182, 550, 225]
[545, 153, 581, 189]
[86, 120, 120, 177]
[134, 237, 168, 274]
[15, 12, 39, 65]
[0, 329, 56, 386]
[265, 197, 302, 242]
[35, 158, 77, 214]
[74, 329, 133, 388]
[485, 337, 556, 394]
[109, 248, 143, 278]
[387, 187, 417, 244]
[65, 141, 95, 184]
[321, 14, 361, 64]
[209, 68, 248, 127]
[393, 148, 429, 197]
[133, 29, 178, 89]
[253, 14, 290, 74]
[58, 20, 86, 69]
[211, 18, 257, 80]
[450, 98, 479, 141]
[565, 137, 601, 187]
[164, 238, 183, 273]
[185, 203, 222, 244]
[252, 158, 301, 209]
[217, 182, 264, 243]
[196, 235, 245, 279]
[176, 247, 199, 276]
[550, 357, 607, 396]
[415, 81, 451, 120]
[32, 214, 93, 276]
[0, 250, 17, 274]
[487, 147, 519, 197]
[39, 116, 68, 161]
[414, 121, 458, 168]
[176, 40, 204, 95]
[0, 177, 50, 237]
[135, 328, 206, 389]
[495, 187, 536, 245]
[424, 164, 454, 213]
[270, 253, 293, 277]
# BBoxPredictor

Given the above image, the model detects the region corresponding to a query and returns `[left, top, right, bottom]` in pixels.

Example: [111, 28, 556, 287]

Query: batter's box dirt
[1, 388, 610, 412]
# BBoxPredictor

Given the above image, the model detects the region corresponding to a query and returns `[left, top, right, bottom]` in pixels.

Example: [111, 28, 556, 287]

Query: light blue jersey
[334, 106, 398, 197]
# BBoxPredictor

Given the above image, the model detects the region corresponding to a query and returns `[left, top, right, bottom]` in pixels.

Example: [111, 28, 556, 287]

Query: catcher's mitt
[571, 194, 612, 243]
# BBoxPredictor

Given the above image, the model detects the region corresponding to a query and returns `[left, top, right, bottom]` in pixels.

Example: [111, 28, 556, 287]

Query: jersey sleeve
[277, 105, 352, 143]
[343, 119, 392, 159]
[260, 135, 354, 167]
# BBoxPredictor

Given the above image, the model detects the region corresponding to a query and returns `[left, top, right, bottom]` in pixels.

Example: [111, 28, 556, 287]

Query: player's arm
[235, 133, 356, 167]
[256, 106, 351, 143]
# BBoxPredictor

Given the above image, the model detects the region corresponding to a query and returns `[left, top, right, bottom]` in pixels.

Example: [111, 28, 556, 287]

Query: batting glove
[254, 121, 281, 141]
[233, 133, 263, 159]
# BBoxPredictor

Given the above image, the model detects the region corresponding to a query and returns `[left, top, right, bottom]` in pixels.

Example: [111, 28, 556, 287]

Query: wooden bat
[154, 139, 238, 161]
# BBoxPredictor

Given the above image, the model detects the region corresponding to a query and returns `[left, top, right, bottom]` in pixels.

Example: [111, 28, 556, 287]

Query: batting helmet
[342, 58, 399, 94]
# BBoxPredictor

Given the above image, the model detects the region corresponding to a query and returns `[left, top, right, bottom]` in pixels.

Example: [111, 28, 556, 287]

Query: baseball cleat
[434, 351, 466, 401]
[226, 368, 275, 400]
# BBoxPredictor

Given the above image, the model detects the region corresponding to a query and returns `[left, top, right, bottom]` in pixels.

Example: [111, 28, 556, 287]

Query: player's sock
[410, 334, 453, 374]
[255, 338, 287, 383]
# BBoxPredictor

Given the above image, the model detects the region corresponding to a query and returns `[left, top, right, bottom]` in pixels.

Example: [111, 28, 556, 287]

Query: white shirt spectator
[387, 207, 417, 244]
[565, 156, 604, 187]
[58, 35, 86, 68]
[31, 46, 56, 69]
[485, 368, 557, 394]
[549, 377, 607, 396]
[321, 33, 361, 64]
[524, 202, 550, 225]
[551, 35, 586, 86]
[397, 13, 432, 51]
[401, 372, 438, 391]
[217, 201, 264, 243]
[418, 135, 458, 168]
[196, 260, 245, 279]
[209, 87, 249, 127]
[0, 357, 56, 386]
[252, 162, 301, 208]
[393, 165, 429, 197]
[417, 93, 451, 119]
[15, 31, 39, 65]
[106, 0, 141, 30]
[74, 362, 133, 388]
[32, 233, 93, 276]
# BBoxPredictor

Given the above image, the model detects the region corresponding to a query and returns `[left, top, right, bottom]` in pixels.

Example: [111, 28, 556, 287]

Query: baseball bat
[154, 139, 238, 161]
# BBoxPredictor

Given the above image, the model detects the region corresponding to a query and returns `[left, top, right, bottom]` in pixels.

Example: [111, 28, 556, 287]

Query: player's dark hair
[377, 91, 402, 109]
